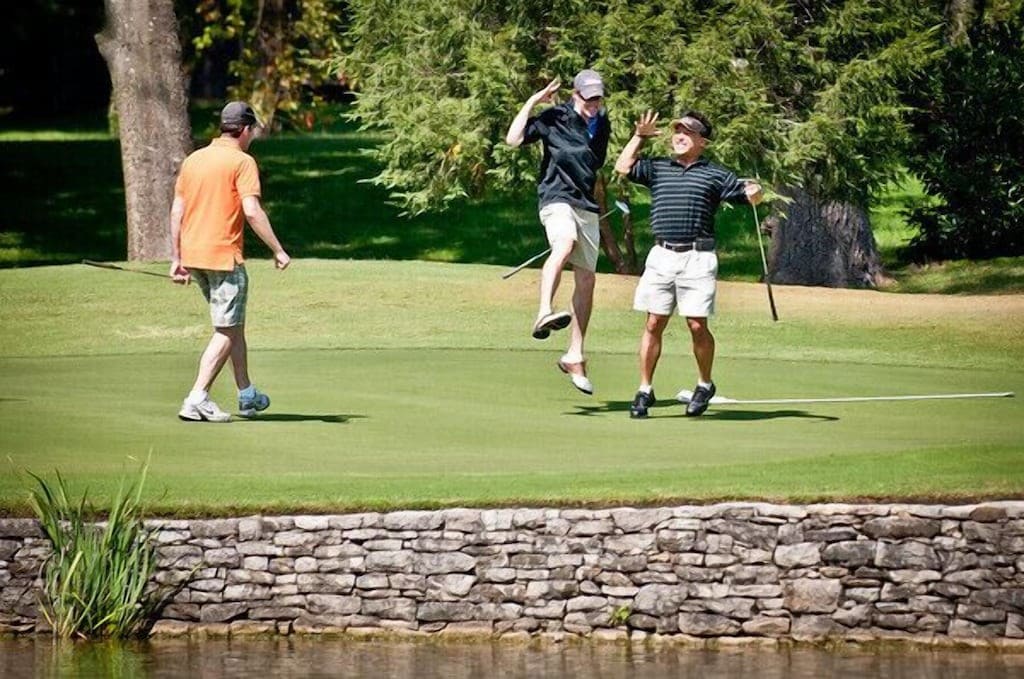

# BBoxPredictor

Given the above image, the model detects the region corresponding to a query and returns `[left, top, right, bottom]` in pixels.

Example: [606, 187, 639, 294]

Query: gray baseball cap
[573, 69, 604, 99]
[220, 101, 261, 128]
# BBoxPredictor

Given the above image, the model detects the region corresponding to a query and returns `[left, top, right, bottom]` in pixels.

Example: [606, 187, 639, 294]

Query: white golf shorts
[633, 245, 718, 318]
[539, 202, 600, 272]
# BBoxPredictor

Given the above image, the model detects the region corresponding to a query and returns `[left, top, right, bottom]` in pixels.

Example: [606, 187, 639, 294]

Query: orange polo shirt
[175, 137, 262, 271]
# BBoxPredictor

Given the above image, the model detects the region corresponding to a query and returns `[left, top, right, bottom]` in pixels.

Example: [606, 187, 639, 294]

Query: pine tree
[339, 0, 944, 285]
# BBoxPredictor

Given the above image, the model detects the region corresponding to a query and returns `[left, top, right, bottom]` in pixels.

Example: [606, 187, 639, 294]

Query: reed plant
[28, 461, 161, 639]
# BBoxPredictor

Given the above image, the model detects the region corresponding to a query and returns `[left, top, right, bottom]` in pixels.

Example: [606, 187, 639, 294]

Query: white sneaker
[557, 356, 594, 395]
[178, 398, 231, 423]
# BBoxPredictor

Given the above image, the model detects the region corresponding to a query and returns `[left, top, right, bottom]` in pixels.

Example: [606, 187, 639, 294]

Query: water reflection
[3, 637, 1023, 679]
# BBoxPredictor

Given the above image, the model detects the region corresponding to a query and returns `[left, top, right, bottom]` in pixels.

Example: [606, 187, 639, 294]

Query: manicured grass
[1, 260, 1021, 515]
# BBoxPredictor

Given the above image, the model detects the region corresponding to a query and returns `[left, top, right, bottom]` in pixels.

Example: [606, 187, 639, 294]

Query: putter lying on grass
[501, 201, 630, 280]
[82, 259, 167, 279]
[676, 389, 1015, 405]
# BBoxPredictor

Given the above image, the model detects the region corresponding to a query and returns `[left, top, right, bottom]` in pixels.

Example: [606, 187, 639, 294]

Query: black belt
[656, 238, 716, 252]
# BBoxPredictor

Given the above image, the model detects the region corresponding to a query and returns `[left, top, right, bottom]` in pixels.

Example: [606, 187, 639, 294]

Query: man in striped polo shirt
[615, 110, 762, 417]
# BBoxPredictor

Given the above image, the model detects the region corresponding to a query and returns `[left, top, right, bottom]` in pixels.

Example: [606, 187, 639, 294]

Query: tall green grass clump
[28, 462, 161, 639]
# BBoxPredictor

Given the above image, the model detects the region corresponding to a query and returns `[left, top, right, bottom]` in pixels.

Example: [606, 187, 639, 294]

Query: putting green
[1, 348, 1020, 515]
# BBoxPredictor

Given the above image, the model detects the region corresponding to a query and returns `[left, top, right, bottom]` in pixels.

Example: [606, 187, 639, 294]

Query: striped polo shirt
[628, 157, 748, 243]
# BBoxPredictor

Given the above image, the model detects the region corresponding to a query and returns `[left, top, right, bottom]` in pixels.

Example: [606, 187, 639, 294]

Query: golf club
[501, 201, 630, 280]
[82, 259, 169, 279]
[747, 193, 779, 322]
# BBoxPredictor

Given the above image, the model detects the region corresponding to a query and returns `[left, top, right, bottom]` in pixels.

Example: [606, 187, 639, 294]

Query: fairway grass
[1, 260, 1022, 514]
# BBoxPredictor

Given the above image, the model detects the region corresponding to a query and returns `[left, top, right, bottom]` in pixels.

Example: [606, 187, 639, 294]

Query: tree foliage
[338, 0, 943, 218]
[192, 0, 348, 129]
[904, 4, 1024, 260]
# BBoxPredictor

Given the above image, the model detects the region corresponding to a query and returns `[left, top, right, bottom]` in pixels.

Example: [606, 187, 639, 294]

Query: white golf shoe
[557, 355, 593, 395]
[178, 398, 231, 423]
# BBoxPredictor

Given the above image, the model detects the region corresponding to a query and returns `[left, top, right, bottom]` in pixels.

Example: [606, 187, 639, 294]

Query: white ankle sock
[187, 389, 208, 405]
[698, 380, 713, 389]
[638, 385, 653, 394]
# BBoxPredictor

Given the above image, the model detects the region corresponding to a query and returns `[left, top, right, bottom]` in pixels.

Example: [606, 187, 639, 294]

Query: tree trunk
[96, 0, 191, 261]
[945, 0, 983, 46]
[248, 0, 288, 131]
[769, 186, 888, 288]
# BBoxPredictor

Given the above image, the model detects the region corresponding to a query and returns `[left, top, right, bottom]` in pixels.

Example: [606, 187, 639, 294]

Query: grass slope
[1, 260, 1021, 515]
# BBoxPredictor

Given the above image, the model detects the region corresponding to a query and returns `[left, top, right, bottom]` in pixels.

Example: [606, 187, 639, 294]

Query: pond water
[3, 637, 1023, 679]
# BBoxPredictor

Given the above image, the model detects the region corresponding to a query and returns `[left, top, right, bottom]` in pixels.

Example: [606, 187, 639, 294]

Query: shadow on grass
[700, 409, 839, 422]
[239, 413, 363, 423]
[569, 400, 838, 422]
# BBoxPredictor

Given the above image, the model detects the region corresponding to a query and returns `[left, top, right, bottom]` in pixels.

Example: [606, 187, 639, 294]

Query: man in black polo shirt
[505, 70, 611, 395]
[615, 110, 762, 417]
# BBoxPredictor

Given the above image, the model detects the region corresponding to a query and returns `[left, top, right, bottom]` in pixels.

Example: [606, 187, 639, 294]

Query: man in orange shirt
[169, 101, 290, 422]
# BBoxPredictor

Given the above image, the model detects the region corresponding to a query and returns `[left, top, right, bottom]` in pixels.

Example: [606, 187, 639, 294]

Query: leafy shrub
[904, 15, 1024, 261]
[29, 463, 162, 639]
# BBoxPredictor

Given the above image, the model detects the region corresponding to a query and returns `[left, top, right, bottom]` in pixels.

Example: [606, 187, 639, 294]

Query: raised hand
[634, 110, 661, 138]
[532, 79, 561, 105]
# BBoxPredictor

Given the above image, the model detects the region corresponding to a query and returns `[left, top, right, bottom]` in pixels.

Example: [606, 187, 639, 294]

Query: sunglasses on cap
[672, 116, 708, 137]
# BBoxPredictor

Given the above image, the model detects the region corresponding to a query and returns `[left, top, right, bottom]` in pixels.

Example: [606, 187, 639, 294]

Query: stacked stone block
[2, 503, 1023, 642]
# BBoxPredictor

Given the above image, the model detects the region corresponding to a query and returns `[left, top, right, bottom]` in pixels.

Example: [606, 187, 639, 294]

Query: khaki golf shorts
[633, 245, 718, 318]
[193, 264, 248, 327]
[539, 202, 600, 272]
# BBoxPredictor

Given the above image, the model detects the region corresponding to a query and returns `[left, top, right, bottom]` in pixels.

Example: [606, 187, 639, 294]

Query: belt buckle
[662, 240, 693, 252]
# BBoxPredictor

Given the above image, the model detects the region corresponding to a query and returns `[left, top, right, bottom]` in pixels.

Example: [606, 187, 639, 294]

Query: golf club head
[614, 200, 630, 215]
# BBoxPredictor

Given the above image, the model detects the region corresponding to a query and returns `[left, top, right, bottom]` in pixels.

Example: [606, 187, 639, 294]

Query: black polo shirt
[628, 157, 748, 243]
[523, 102, 611, 213]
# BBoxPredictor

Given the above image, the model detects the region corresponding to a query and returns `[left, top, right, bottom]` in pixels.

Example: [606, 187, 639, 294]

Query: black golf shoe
[685, 383, 716, 417]
[630, 390, 656, 419]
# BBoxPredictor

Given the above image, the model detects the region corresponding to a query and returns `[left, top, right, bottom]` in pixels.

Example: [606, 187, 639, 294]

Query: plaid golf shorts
[192, 264, 248, 327]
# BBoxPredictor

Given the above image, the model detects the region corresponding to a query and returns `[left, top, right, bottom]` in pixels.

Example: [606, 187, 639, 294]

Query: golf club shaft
[501, 248, 551, 280]
[502, 201, 627, 279]
[82, 259, 168, 279]
[750, 205, 779, 322]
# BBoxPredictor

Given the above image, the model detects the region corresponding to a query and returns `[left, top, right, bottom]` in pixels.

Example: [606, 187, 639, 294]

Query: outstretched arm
[242, 195, 290, 270]
[614, 110, 660, 175]
[505, 79, 560, 147]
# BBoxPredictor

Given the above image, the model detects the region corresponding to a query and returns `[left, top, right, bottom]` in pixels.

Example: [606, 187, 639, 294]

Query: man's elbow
[505, 135, 522, 148]
[614, 161, 632, 176]
[242, 197, 264, 220]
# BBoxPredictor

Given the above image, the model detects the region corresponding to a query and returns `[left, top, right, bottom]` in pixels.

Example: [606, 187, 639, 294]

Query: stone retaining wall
[3, 502, 1024, 643]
